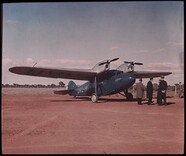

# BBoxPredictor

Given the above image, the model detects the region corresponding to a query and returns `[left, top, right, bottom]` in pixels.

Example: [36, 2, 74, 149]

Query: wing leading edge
[9, 66, 97, 81]
[9, 66, 172, 80]
[133, 71, 172, 78]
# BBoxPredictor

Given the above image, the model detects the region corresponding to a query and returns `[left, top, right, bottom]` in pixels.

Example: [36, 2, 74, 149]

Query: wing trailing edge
[133, 71, 172, 78]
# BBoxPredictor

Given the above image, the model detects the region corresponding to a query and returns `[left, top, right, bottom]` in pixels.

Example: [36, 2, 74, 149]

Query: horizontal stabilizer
[54, 90, 70, 95]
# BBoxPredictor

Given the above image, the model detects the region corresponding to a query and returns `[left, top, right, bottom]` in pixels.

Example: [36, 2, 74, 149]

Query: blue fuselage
[70, 70, 136, 97]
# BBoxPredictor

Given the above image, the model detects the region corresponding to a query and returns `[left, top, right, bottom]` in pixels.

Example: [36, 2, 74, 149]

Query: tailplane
[54, 81, 77, 95]
[54, 90, 70, 95]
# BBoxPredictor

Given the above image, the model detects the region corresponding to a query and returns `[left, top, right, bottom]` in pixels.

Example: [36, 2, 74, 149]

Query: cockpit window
[117, 64, 134, 73]
[117, 64, 128, 72]
[117, 64, 134, 72]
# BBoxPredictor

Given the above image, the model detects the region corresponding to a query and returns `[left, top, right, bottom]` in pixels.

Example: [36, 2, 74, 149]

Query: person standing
[157, 79, 161, 104]
[147, 77, 153, 105]
[136, 78, 145, 105]
[177, 82, 183, 98]
[158, 76, 168, 105]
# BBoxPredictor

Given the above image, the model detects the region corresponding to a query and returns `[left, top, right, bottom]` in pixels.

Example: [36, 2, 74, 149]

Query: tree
[59, 81, 65, 88]
[51, 84, 56, 88]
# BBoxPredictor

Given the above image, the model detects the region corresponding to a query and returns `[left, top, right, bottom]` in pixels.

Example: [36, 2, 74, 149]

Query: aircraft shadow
[50, 96, 138, 103]
[98, 97, 137, 103]
[50, 96, 176, 104]
[164, 102, 176, 105]
[153, 96, 174, 99]
[142, 101, 176, 106]
[50, 97, 90, 102]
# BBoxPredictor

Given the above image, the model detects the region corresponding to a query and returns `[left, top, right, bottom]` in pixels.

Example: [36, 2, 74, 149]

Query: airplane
[9, 58, 172, 103]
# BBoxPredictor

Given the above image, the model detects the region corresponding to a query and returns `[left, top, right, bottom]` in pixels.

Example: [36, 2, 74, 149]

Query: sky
[2, 2, 184, 86]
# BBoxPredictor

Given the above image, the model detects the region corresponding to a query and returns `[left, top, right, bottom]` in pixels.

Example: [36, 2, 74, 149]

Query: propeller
[124, 61, 143, 65]
[99, 58, 119, 66]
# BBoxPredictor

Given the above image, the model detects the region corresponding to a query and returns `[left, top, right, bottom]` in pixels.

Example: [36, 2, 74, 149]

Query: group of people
[135, 76, 168, 105]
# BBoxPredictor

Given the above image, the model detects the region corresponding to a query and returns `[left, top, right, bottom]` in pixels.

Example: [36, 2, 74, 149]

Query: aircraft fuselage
[69, 70, 136, 97]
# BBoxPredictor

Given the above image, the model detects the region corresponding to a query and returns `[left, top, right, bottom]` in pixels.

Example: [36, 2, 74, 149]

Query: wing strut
[95, 76, 97, 97]
[91, 76, 98, 103]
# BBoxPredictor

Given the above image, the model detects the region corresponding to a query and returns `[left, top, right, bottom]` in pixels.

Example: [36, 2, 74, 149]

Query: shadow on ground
[50, 96, 176, 105]
[50, 96, 138, 103]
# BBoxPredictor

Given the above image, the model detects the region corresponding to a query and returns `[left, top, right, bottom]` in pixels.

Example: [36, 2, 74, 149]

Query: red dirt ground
[2, 88, 184, 154]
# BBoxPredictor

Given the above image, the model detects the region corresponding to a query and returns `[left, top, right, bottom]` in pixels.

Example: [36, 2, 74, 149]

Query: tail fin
[54, 81, 77, 95]
[68, 81, 77, 90]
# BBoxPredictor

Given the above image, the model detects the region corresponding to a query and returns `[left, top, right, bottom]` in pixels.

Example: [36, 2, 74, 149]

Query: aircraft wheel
[91, 94, 98, 103]
[126, 93, 133, 101]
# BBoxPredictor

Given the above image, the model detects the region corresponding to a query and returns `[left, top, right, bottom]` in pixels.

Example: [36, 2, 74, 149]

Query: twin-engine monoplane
[9, 58, 172, 102]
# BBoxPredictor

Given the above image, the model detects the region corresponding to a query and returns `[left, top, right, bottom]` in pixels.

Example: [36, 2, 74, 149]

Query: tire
[126, 93, 133, 101]
[91, 93, 98, 103]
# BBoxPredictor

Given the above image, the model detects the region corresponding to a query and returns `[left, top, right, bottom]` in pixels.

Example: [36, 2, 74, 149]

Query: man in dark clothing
[158, 76, 168, 105]
[157, 79, 161, 104]
[147, 77, 153, 105]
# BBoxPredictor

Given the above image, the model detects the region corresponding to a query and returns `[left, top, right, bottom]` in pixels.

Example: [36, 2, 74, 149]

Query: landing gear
[126, 92, 133, 101]
[91, 93, 98, 103]
[91, 76, 99, 103]
[124, 90, 133, 101]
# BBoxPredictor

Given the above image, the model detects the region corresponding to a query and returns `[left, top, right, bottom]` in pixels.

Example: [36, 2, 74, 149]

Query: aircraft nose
[128, 74, 136, 84]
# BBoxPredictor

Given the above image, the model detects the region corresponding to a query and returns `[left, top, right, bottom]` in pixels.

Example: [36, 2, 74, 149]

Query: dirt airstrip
[2, 88, 184, 154]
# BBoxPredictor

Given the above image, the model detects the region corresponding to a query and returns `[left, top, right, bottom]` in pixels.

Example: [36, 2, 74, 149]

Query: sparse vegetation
[2, 81, 66, 88]
[2, 82, 182, 91]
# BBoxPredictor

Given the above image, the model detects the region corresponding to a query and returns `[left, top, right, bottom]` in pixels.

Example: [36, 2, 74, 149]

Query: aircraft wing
[9, 66, 97, 81]
[133, 71, 172, 78]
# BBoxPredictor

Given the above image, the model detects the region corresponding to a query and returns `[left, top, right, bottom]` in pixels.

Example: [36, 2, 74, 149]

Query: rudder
[68, 81, 77, 90]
